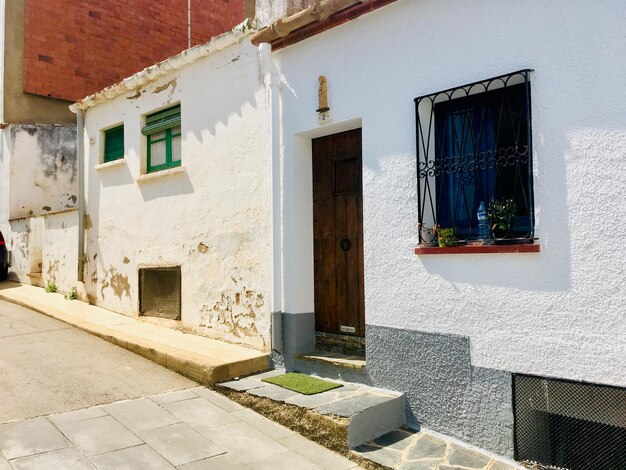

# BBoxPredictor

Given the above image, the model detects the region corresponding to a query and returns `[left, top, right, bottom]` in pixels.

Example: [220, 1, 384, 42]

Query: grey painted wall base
[366, 325, 514, 457]
[273, 311, 315, 368]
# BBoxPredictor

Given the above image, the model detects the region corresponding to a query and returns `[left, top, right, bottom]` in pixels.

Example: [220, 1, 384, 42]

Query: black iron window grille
[514, 374, 626, 470]
[415, 70, 535, 245]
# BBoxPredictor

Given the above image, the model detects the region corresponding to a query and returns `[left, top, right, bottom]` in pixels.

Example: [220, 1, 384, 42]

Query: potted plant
[434, 226, 456, 247]
[418, 223, 437, 246]
[487, 198, 517, 241]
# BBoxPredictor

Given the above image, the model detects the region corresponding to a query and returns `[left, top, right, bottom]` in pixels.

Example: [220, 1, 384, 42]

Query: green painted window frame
[142, 105, 182, 173]
[103, 125, 124, 163]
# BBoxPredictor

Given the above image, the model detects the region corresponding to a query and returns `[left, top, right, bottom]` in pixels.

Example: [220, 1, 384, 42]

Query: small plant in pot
[487, 198, 517, 242]
[418, 223, 437, 246]
[434, 226, 456, 247]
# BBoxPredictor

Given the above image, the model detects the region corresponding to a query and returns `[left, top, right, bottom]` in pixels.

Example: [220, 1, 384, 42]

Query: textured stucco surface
[82, 39, 271, 350]
[367, 325, 514, 457]
[275, 0, 626, 387]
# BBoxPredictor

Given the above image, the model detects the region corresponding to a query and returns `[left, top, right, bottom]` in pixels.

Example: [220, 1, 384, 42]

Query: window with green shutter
[103, 125, 124, 163]
[142, 105, 182, 173]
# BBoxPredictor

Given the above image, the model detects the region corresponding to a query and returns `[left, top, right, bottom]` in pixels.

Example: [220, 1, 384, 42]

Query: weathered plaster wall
[8, 125, 77, 220]
[41, 211, 78, 292]
[274, 0, 626, 453]
[82, 39, 271, 350]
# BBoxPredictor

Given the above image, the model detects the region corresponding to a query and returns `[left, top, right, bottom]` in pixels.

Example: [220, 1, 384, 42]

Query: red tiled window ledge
[414, 243, 541, 255]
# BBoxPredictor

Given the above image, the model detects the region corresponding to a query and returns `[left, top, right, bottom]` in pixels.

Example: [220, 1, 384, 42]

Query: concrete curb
[0, 282, 269, 385]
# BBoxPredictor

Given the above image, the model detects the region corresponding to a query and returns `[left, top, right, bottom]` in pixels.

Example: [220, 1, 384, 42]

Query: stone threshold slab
[0, 281, 269, 385]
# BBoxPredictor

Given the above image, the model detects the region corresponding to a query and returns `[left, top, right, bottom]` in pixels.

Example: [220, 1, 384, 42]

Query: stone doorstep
[296, 351, 367, 370]
[0, 281, 269, 385]
[216, 370, 406, 451]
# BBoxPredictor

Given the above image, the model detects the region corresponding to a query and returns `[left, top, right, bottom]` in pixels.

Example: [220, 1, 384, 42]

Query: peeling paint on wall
[100, 266, 131, 301]
[199, 286, 264, 343]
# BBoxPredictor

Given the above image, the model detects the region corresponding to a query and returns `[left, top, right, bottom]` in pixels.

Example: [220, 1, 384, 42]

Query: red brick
[24, 0, 244, 101]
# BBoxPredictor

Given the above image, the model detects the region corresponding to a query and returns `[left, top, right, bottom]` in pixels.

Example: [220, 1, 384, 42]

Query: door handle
[340, 239, 351, 251]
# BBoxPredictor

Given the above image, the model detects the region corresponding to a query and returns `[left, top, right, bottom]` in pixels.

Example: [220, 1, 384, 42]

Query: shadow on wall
[367, 325, 515, 457]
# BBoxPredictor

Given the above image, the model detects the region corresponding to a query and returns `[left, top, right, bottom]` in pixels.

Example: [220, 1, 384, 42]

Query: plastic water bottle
[477, 201, 489, 240]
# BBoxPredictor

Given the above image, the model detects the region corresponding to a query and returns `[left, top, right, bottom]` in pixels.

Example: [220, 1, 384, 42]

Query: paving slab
[10, 448, 94, 470]
[0, 282, 269, 385]
[217, 377, 265, 392]
[162, 397, 239, 428]
[280, 433, 357, 470]
[229, 408, 294, 440]
[316, 393, 394, 417]
[89, 444, 175, 470]
[192, 387, 244, 412]
[447, 445, 492, 467]
[103, 397, 180, 432]
[0, 417, 70, 460]
[137, 422, 225, 466]
[195, 421, 289, 463]
[149, 388, 200, 405]
[406, 434, 448, 460]
[55, 415, 142, 456]
[178, 453, 252, 469]
[250, 450, 323, 470]
[48, 406, 108, 425]
[247, 383, 300, 400]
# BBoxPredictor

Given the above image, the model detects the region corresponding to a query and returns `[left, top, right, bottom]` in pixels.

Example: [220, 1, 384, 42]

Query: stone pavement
[218, 371, 519, 469]
[355, 428, 519, 470]
[0, 386, 364, 469]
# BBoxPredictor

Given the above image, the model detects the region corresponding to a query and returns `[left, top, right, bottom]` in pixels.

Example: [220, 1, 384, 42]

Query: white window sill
[95, 158, 127, 171]
[135, 166, 185, 183]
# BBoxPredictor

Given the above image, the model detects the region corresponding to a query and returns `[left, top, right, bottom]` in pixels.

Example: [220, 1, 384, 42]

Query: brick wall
[23, 0, 244, 102]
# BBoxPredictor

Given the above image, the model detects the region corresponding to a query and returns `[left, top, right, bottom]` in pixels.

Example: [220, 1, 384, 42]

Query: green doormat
[262, 372, 343, 395]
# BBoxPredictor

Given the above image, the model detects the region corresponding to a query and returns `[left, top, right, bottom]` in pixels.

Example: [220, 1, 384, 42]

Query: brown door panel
[312, 129, 364, 337]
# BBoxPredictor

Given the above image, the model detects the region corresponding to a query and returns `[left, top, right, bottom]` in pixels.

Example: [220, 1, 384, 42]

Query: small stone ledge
[296, 352, 366, 370]
[135, 166, 185, 183]
[95, 158, 127, 171]
[414, 243, 540, 255]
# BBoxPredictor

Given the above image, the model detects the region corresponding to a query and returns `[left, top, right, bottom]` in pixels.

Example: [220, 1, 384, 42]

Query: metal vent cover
[139, 266, 181, 320]
[514, 374, 626, 470]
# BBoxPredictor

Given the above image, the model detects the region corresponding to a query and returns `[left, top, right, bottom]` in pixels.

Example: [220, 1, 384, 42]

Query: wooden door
[312, 129, 364, 337]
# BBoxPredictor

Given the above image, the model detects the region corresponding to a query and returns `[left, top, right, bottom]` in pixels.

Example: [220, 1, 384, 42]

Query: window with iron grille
[414, 70, 535, 245]
[142, 104, 181, 173]
[103, 124, 124, 163]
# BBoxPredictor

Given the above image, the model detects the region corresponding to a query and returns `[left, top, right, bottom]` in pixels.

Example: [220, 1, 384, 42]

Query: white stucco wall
[275, 0, 626, 386]
[82, 39, 271, 350]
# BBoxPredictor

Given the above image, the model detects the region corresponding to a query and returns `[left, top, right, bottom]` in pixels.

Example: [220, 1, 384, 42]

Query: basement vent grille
[139, 267, 181, 320]
[514, 374, 626, 470]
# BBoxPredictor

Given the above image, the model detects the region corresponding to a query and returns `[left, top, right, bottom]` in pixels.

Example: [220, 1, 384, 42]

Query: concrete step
[0, 281, 269, 385]
[293, 351, 371, 385]
[217, 370, 406, 449]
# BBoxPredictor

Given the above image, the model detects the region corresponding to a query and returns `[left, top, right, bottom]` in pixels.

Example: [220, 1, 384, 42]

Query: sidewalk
[0, 387, 363, 469]
[0, 281, 268, 385]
